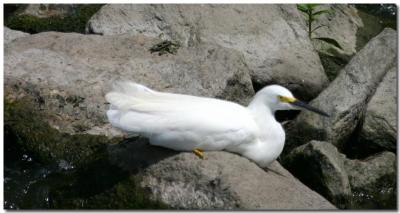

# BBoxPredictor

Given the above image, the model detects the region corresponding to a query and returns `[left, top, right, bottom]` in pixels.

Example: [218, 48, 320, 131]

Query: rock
[359, 67, 397, 152]
[344, 152, 396, 209]
[309, 5, 363, 81]
[284, 28, 397, 153]
[5, 31, 254, 136]
[5, 4, 104, 34]
[312, 5, 363, 58]
[4, 26, 29, 44]
[15, 4, 78, 18]
[86, 4, 328, 100]
[108, 137, 336, 209]
[4, 94, 122, 167]
[284, 141, 351, 208]
[355, 6, 397, 51]
[283, 140, 397, 209]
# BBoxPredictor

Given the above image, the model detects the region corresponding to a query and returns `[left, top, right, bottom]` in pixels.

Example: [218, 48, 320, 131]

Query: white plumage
[106, 81, 328, 167]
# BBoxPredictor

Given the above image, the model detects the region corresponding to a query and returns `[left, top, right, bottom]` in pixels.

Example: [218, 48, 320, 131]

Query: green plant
[297, 4, 343, 49]
[149, 40, 181, 56]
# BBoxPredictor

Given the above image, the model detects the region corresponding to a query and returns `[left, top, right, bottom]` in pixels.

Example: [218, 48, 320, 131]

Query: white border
[1, 1, 398, 213]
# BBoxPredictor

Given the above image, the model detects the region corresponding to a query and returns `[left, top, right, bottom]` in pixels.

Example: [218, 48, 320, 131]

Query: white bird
[105, 81, 328, 167]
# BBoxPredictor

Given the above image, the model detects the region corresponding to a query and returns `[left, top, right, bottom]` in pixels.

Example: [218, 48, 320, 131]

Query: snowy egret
[106, 81, 328, 167]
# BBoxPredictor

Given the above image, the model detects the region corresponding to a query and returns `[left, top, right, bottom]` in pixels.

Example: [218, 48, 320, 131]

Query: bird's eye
[277, 95, 296, 103]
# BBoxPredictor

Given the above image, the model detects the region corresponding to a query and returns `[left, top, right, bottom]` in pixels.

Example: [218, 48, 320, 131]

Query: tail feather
[111, 81, 155, 96]
[105, 81, 157, 111]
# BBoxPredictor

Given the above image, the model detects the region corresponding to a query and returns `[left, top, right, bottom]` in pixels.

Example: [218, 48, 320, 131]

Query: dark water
[3, 135, 169, 210]
[355, 4, 397, 30]
[4, 138, 58, 209]
[355, 4, 396, 19]
[4, 137, 129, 209]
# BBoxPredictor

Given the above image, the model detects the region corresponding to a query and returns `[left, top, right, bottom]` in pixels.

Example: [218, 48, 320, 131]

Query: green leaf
[297, 4, 307, 11]
[311, 25, 327, 33]
[313, 37, 343, 50]
[313, 9, 331, 17]
[297, 4, 309, 13]
[306, 4, 320, 10]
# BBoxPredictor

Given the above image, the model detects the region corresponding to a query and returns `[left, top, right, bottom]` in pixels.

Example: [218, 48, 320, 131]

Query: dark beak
[291, 99, 330, 117]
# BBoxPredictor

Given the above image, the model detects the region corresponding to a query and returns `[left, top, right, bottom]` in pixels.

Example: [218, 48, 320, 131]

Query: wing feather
[105, 81, 258, 150]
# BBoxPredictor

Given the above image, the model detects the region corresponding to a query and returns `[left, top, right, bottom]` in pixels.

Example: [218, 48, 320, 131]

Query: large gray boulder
[4, 27, 29, 44]
[108, 137, 336, 209]
[284, 140, 397, 209]
[4, 31, 254, 136]
[284, 141, 351, 208]
[344, 152, 396, 209]
[359, 67, 397, 152]
[284, 28, 397, 153]
[86, 4, 328, 99]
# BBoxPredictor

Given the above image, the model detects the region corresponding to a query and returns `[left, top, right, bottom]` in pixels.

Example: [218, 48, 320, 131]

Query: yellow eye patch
[278, 95, 296, 103]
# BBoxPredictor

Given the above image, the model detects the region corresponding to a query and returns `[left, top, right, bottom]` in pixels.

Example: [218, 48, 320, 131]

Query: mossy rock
[318, 51, 348, 81]
[47, 160, 169, 209]
[350, 175, 396, 209]
[5, 94, 168, 209]
[51, 175, 169, 209]
[4, 95, 122, 168]
[5, 4, 104, 33]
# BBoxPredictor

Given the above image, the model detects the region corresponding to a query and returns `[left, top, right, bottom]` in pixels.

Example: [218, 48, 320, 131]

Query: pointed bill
[290, 99, 330, 117]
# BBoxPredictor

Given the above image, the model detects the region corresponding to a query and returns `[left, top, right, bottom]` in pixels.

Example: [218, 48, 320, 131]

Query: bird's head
[253, 85, 329, 117]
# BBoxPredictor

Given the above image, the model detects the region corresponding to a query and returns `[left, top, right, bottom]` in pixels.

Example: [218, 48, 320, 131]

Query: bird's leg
[192, 148, 205, 159]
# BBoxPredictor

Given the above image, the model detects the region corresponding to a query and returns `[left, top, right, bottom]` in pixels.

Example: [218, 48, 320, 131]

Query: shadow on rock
[108, 136, 180, 172]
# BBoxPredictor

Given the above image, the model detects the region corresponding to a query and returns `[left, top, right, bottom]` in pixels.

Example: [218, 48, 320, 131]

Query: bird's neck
[248, 96, 276, 120]
[247, 97, 281, 138]
[246, 96, 285, 167]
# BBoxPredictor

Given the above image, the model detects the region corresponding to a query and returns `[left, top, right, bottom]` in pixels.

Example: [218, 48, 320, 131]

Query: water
[4, 138, 56, 209]
[4, 136, 168, 209]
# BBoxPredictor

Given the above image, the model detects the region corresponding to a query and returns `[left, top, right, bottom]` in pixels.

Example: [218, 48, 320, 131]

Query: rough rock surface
[284, 28, 397, 153]
[284, 141, 351, 208]
[86, 4, 328, 99]
[344, 152, 396, 209]
[4, 31, 254, 136]
[4, 27, 29, 44]
[108, 137, 336, 209]
[284, 140, 397, 209]
[359, 67, 397, 152]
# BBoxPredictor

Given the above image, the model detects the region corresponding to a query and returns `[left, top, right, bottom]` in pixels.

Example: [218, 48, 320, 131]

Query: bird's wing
[106, 81, 217, 111]
[105, 81, 259, 148]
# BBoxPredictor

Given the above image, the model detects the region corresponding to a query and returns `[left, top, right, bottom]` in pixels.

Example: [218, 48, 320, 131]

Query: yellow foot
[192, 148, 205, 159]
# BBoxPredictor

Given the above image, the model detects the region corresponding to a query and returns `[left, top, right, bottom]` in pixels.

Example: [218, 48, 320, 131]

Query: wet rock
[344, 152, 396, 209]
[355, 6, 397, 51]
[284, 141, 351, 209]
[359, 67, 397, 152]
[4, 26, 29, 44]
[284, 28, 397, 153]
[5, 4, 103, 34]
[108, 138, 336, 209]
[5, 31, 254, 136]
[87, 4, 328, 100]
[4, 95, 121, 167]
